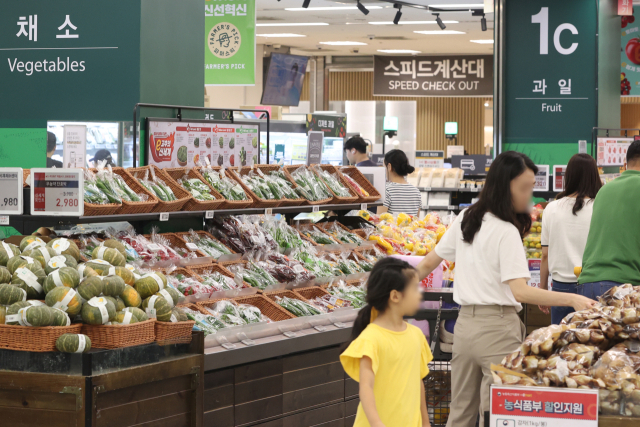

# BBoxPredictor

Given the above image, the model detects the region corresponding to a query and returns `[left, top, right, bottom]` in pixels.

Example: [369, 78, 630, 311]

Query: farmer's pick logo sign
[208, 22, 241, 59]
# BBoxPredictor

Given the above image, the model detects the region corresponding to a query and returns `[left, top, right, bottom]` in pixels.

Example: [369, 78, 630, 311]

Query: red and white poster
[490, 386, 598, 427]
[148, 121, 176, 168]
[147, 121, 215, 168]
[596, 137, 632, 167]
[620, 0, 633, 15]
[552, 165, 567, 192]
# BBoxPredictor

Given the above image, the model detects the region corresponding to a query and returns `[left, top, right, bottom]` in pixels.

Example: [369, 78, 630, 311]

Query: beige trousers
[445, 305, 525, 427]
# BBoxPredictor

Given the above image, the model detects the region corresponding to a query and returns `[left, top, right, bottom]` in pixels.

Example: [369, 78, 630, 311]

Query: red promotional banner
[620, 0, 633, 16]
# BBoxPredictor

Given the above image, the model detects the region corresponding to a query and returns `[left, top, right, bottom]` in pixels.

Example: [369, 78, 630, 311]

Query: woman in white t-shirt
[416, 151, 596, 427]
[540, 154, 602, 324]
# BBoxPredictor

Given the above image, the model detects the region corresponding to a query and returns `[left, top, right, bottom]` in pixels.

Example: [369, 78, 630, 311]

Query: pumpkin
[23, 246, 57, 269]
[101, 266, 135, 286]
[10, 305, 55, 327]
[19, 236, 46, 252]
[47, 238, 81, 261]
[103, 239, 127, 258]
[104, 296, 126, 312]
[171, 306, 188, 322]
[0, 305, 5, 325]
[81, 297, 116, 325]
[44, 254, 78, 275]
[0, 242, 20, 266]
[77, 264, 99, 278]
[134, 272, 166, 299]
[91, 247, 125, 267]
[43, 267, 80, 294]
[123, 306, 149, 322]
[50, 308, 71, 326]
[142, 295, 172, 321]
[0, 266, 11, 284]
[55, 334, 92, 353]
[11, 263, 46, 299]
[124, 264, 142, 277]
[7, 255, 38, 274]
[120, 285, 142, 308]
[77, 276, 103, 301]
[5, 301, 43, 325]
[0, 283, 27, 305]
[102, 275, 125, 297]
[85, 260, 112, 275]
[113, 311, 139, 325]
[156, 287, 182, 308]
[45, 286, 82, 316]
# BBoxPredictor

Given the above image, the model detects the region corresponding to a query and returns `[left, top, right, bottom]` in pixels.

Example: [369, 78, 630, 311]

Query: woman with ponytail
[377, 149, 421, 216]
[340, 257, 432, 427]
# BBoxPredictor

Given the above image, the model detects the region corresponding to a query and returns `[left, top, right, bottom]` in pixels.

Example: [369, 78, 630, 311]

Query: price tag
[334, 322, 348, 329]
[312, 206, 319, 213]
[0, 168, 23, 216]
[205, 210, 214, 219]
[265, 208, 273, 216]
[314, 325, 327, 332]
[185, 243, 198, 251]
[147, 243, 162, 252]
[283, 331, 298, 338]
[448, 205, 456, 210]
[471, 188, 479, 192]
[424, 187, 431, 192]
[0, 215, 8, 225]
[30, 168, 83, 216]
[159, 212, 169, 221]
[360, 203, 367, 211]
[241, 338, 256, 346]
[221, 342, 237, 350]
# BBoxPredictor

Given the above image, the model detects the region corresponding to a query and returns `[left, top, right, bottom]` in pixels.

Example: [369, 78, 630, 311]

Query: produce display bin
[128, 165, 192, 212]
[312, 164, 359, 205]
[283, 165, 334, 206]
[194, 166, 254, 210]
[163, 167, 225, 211]
[89, 167, 159, 214]
[339, 165, 382, 203]
[231, 165, 305, 207]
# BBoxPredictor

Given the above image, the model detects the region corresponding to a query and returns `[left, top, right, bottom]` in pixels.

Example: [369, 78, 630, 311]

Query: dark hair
[384, 149, 415, 177]
[344, 136, 368, 154]
[628, 141, 640, 165]
[557, 154, 602, 215]
[291, 63, 299, 72]
[348, 257, 417, 343]
[461, 151, 538, 243]
[47, 131, 57, 153]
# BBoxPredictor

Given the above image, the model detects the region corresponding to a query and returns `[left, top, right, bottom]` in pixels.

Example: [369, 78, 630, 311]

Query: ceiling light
[429, 3, 484, 7]
[484, 102, 489, 106]
[357, 1, 370, 15]
[414, 30, 465, 34]
[302, 0, 311, 8]
[319, 41, 368, 46]
[481, 14, 487, 31]
[368, 20, 459, 25]
[393, 4, 402, 25]
[378, 49, 422, 54]
[470, 39, 493, 43]
[256, 23, 329, 27]
[257, 33, 306, 37]
[285, 6, 382, 11]
[434, 14, 446, 30]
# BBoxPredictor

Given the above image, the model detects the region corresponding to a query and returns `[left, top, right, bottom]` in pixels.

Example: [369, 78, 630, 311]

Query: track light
[393, 4, 402, 25]
[357, 1, 369, 15]
[481, 14, 487, 31]
[434, 14, 446, 30]
[302, 0, 310, 8]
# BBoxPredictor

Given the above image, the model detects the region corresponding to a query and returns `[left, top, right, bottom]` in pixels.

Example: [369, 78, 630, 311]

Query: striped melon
[0, 283, 27, 305]
[91, 247, 125, 267]
[85, 260, 112, 275]
[45, 286, 82, 316]
[23, 246, 57, 269]
[113, 311, 139, 325]
[44, 254, 78, 275]
[50, 307, 71, 326]
[120, 285, 142, 308]
[77, 264, 99, 278]
[77, 276, 103, 301]
[171, 306, 189, 322]
[0, 242, 20, 266]
[47, 238, 81, 261]
[134, 272, 167, 299]
[19, 236, 46, 252]
[123, 306, 149, 322]
[101, 266, 135, 286]
[11, 263, 46, 299]
[7, 255, 38, 274]
[81, 297, 116, 325]
[102, 275, 125, 297]
[156, 287, 182, 308]
[103, 239, 127, 258]
[142, 295, 172, 321]
[43, 267, 80, 294]
[56, 334, 92, 353]
[5, 301, 43, 325]
[11, 305, 55, 327]
[0, 266, 11, 284]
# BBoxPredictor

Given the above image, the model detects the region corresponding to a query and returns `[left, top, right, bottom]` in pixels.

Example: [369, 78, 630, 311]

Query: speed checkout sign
[30, 169, 83, 216]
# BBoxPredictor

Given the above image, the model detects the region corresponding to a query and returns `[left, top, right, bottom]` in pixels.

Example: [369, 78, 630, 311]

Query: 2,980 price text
[1, 198, 18, 207]
[56, 198, 79, 207]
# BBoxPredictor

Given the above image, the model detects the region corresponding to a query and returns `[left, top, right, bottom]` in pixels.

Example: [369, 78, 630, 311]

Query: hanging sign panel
[30, 168, 83, 216]
[62, 125, 86, 168]
[596, 137, 632, 166]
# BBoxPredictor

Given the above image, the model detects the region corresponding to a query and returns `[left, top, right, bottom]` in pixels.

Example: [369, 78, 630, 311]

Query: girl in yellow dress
[341, 257, 433, 427]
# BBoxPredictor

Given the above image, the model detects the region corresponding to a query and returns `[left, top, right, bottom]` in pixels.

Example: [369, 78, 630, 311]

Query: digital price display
[0, 168, 23, 215]
[30, 169, 83, 216]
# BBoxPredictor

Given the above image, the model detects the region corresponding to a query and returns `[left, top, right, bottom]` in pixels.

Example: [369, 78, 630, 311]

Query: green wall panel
[0, 128, 47, 168]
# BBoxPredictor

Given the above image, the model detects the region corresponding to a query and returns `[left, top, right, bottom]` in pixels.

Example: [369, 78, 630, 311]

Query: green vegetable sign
[205, 0, 256, 86]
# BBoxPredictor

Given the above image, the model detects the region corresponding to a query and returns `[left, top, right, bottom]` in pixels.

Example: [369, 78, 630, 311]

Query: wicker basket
[232, 165, 305, 207]
[294, 286, 331, 300]
[143, 232, 212, 264]
[339, 166, 382, 203]
[311, 165, 358, 204]
[163, 167, 225, 211]
[218, 258, 248, 269]
[193, 167, 254, 210]
[154, 320, 195, 345]
[174, 230, 237, 257]
[187, 263, 251, 289]
[128, 165, 191, 212]
[196, 294, 295, 322]
[82, 319, 156, 349]
[316, 221, 365, 244]
[282, 165, 334, 206]
[152, 267, 203, 282]
[0, 323, 82, 352]
[295, 223, 338, 247]
[263, 289, 317, 317]
[87, 167, 159, 215]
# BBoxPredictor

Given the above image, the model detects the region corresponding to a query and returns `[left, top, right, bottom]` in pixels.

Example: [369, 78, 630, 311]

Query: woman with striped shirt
[378, 149, 422, 217]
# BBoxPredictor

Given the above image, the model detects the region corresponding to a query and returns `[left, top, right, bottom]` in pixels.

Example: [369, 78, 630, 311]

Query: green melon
[5, 300, 43, 325]
[43, 267, 80, 294]
[77, 264, 99, 278]
[0, 242, 20, 266]
[50, 308, 71, 326]
[19, 236, 46, 252]
[120, 285, 142, 308]
[171, 306, 188, 322]
[85, 260, 112, 275]
[142, 295, 172, 321]
[101, 266, 135, 286]
[156, 287, 182, 308]
[55, 333, 92, 353]
[113, 311, 139, 325]
[77, 276, 104, 301]
[0, 283, 27, 305]
[47, 238, 81, 261]
[102, 275, 125, 297]
[134, 272, 167, 299]
[23, 246, 57, 269]
[11, 263, 46, 299]
[123, 306, 149, 322]
[45, 286, 82, 316]
[91, 247, 125, 267]
[44, 254, 78, 275]
[7, 255, 38, 274]
[81, 297, 116, 325]
[103, 239, 127, 257]
[0, 266, 11, 284]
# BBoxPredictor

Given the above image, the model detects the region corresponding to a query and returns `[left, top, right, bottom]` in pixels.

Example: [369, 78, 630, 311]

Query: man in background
[46, 131, 63, 168]
[90, 149, 116, 167]
[578, 141, 640, 298]
[344, 136, 377, 167]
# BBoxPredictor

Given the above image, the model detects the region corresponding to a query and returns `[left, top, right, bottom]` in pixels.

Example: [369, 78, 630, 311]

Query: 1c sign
[532, 7, 579, 55]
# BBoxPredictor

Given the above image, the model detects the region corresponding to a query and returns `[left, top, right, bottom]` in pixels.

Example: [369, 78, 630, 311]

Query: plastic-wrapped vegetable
[268, 170, 299, 199]
[299, 226, 338, 245]
[291, 247, 343, 278]
[261, 217, 306, 250]
[209, 216, 278, 254]
[137, 168, 177, 201]
[201, 167, 248, 200]
[94, 162, 123, 204]
[342, 173, 370, 198]
[199, 271, 239, 291]
[323, 222, 362, 244]
[183, 308, 224, 336]
[181, 230, 231, 259]
[591, 341, 640, 396]
[179, 176, 216, 201]
[291, 166, 331, 201]
[276, 296, 325, 317]
[311, 166, 352, 198]
[599, 283, 640, 309]
[84, 169, 110, 204]
[326, 280, 366, 308]
[228, 261, 278, 290]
